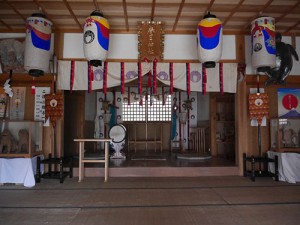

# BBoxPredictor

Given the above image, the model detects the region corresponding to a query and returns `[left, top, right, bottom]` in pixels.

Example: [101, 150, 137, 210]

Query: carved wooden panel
[138, 21, 164, 61]
[45, 94, 64, 125]
[249, 93, 269, 125]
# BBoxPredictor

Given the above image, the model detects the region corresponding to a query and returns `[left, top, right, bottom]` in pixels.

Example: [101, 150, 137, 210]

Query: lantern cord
[256, 74, 262, 173]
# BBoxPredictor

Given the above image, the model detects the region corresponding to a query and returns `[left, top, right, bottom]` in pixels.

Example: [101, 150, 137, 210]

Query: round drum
[109, 124, 127, 143]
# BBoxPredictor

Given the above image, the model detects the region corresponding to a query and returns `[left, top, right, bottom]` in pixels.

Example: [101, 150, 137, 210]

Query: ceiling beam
[275, 1, 300, 23]
[285, 21, 300, 34]
[93, 0, 99, 11]
[242, 0, 274, 30]
[222, 0, 245, 26]
[0, 19, 12, 31]
[151, 0, 156, 21]
[4, 0, 26, 22]
[62, 0, 82, 31]
[206, 0, 215, 13]
[122, 0, 129, 31]
[172, 0, 185, 32]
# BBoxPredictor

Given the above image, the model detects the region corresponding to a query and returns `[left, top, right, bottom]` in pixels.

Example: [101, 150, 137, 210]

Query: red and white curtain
[57, 60, 237, 93]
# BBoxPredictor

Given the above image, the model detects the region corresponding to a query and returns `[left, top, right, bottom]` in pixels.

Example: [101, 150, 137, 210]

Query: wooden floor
[1, 176, 300, 225]
[73, 150, 239, 177]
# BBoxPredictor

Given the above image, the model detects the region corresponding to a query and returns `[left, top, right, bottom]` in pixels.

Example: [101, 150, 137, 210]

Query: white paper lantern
[24, 13, 52, 77]
[197, 12, 223, 68]
[251, 17, 276, 73]
[83, 11, 110, 67]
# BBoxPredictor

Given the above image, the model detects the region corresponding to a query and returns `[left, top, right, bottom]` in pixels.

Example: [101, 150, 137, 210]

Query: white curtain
[57, 60, 237, 93]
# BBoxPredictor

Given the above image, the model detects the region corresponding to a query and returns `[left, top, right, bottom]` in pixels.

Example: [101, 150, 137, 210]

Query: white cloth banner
[0, 156, 43, 188]
[268, 151, 300, 183]
[57, 60, 237, 93]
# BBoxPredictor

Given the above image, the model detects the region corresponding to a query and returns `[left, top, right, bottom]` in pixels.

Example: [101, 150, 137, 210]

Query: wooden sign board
[138, 21, 164, 61]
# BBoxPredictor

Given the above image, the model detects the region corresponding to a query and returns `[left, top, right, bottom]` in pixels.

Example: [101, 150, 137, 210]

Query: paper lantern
[24, 13, 52, 77]
[83, 11, 110, 67]
[197, 12, 223, 68]
[251, 17, 276, 73]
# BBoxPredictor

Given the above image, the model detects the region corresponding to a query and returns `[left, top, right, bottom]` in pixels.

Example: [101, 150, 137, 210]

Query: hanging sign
[249, 93, 269, 125]
[138, 21, 164, 61]
[45, 94, 64, 125]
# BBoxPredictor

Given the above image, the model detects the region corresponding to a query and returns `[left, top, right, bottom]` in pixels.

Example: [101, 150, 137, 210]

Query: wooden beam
[222, 0, 245, 26]
[62, 0, 83, 31]
[285, 21, 300, 34]
[0, 18, 12, 30]
[242, 0, 274, 30]
[122, 0, 129, 31]
[151, 0, 156, 21]
[93, 0, 99, 11]
[172, 0, 185, 32]
[206, 0, 215, 13]
[275, 1, 300, 23]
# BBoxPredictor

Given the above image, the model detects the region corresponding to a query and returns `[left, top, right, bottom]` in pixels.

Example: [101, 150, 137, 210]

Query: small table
[243, 153, 279, 182]
[36, 154, 73, 184]
[74, 138, 111, 182]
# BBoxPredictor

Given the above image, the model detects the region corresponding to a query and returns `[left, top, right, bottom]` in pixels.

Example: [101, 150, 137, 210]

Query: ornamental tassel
[169, 62, 174, 94]
[103, 61, 108, 94]
[202, 64, 207, 95]
[162, 86, 165, 105]
[31, 77, 35, 95]
[137, 62, 142, 95]
[153, 59, 157, 94]
[88, 62, 93, 93]
[147, 71, 152, 87]
[128, 87, 131, 105]
[70, 60, 75, 92]
[186, 63, 190, 97]
[219, 63, 224, 95]
[121, 62, 125, 94]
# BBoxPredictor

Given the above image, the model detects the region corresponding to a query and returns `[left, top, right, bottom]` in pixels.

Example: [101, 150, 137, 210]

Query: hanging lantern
[24, 13, 52, 77]
[83, 10, 110, 67]
[251, 17, 276, 73]
[197, 12, 223, 68]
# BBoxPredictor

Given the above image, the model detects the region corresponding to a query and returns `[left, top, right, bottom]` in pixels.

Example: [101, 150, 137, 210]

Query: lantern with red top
[197, 12, 223, 68]
[83, 10, 110, 67]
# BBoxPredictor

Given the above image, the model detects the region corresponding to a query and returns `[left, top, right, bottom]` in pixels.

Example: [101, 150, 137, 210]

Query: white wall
[63, 33, 236, 61]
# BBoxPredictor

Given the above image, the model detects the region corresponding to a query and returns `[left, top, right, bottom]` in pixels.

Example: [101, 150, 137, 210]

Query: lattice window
[123, 95, 171, 122]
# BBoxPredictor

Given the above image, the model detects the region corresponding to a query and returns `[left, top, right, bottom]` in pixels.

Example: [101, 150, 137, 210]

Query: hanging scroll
[138, 21, 164, 61]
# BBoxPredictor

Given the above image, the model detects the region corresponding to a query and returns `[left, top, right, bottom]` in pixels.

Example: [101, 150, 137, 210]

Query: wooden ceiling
[0, 0, 300, 35]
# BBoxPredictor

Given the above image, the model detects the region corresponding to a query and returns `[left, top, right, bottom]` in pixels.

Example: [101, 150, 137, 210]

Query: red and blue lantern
[251, 17, 276, 73]
[83, 11, 110, 67]
[24, 13, 52, 77]
[197, 12, 222, 68]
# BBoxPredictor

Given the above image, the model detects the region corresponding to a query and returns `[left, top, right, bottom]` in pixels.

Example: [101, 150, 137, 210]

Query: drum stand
[110, 141, 126, 159]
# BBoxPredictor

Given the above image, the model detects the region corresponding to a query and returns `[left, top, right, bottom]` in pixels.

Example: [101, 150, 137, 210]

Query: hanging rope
[69, 60, 75, 92]
[120, 62, 125, 94]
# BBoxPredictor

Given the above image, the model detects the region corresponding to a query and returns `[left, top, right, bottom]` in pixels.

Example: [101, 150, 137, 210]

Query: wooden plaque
[138, 21, 164, 61]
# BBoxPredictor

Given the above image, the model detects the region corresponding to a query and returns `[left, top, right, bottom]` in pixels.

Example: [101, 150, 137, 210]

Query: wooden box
[270, 118, 300, 153]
